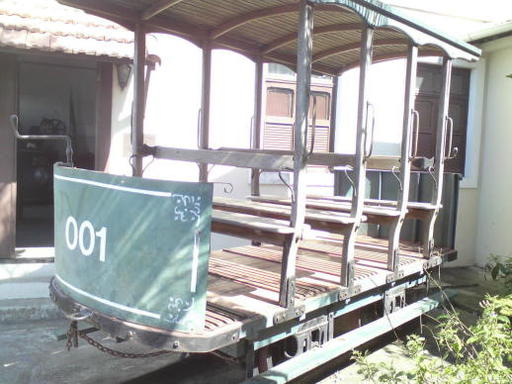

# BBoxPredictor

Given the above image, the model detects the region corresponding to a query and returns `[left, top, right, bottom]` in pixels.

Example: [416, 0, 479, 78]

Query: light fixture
[116, 63, 132, 89]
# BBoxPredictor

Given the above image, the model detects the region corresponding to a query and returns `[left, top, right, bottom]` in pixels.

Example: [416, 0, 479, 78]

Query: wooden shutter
[263, 80, 332, 153]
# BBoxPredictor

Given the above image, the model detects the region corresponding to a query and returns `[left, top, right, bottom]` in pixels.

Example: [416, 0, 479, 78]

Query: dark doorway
[415, 64, 470, 174]
[16, 60, 97, 247]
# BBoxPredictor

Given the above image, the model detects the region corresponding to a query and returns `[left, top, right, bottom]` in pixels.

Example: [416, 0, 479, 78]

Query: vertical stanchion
[279, 0, 313, 307]
[328, 76, 339, 154]
[132, 23, 146, 177]
[199, 44, 212, 182]
[422, 58, 453, 258]
[340, 25, 373, 287]
[387, 43, 418, 271]
[251, 59, 264, 196]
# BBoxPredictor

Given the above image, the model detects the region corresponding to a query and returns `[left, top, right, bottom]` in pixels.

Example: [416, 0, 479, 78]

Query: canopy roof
[57, 0, 480, 75]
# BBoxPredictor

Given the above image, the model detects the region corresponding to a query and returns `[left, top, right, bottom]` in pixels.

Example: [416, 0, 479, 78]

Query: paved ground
[0, 267, 501, 384]
[0, 319, 245, 384]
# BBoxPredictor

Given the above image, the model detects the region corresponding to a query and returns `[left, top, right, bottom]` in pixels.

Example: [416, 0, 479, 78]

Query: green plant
[351, 293, 512, 384]
[487, 255, 512, 290]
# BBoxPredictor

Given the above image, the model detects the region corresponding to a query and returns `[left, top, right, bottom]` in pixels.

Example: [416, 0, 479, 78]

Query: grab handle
[364, 102, 375, 160]
[9, 114, 73, 165]
[409, 109, 420, 160]
[445, 116, 458, 160]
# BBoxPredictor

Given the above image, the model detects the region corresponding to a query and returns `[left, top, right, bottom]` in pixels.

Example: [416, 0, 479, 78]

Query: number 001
[65, 216, 107, 262]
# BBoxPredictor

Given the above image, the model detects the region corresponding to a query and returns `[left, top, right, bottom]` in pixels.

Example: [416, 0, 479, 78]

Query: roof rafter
[312, 38, 405, 62]
[141, 0, 185, 20]
[210, 4, 298, 40]
[261, 23, 361, 54]
[342, 48, 442, 72]
[211, 36, 337, 75]
[210, 3, 351, 41]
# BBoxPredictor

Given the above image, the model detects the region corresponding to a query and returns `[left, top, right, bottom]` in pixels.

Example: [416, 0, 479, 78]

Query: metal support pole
[340, 26, 373, 287]
[387, 44, 418, 271]
[132, 23, 146, 177]
[328, 76, 339, 153]
[251, 59, 264, 196]
[422, 58, 453, 258]
[199, 44, 212, 182]
[279, 0, 313, 307]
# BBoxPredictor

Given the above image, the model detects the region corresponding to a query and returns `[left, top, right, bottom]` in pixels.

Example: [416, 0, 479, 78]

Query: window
[266, 87, 294, 117]
[263, 79, 334, 154]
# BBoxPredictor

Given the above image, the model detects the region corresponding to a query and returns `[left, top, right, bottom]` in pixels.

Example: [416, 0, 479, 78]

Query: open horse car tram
[44, 0, 480, 381]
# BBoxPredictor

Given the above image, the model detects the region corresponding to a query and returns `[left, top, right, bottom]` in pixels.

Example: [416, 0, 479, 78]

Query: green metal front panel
[53, 165, 212, 333]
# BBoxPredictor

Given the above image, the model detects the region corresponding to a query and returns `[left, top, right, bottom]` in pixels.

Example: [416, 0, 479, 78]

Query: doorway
[16, 60, 97, 247]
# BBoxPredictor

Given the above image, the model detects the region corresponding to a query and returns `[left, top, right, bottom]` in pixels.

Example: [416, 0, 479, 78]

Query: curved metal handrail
[9, 114, 74, 166]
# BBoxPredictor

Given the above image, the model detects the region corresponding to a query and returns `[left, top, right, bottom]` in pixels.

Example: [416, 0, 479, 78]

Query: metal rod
[279, 0, 313, 308]
[251, 59, 264, 196]
[9, 114, 73, 165]
[328, 76, 339, 153]
[199, 44, 212, 182]
[422, 58, 453, 258]
[132, 23, 146, 177]
[387, 43, 418, 271]
[340, 25, 373, 287]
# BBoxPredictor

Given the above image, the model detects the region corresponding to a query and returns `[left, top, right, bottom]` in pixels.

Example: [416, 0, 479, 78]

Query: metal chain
[65, 321, 174, 359]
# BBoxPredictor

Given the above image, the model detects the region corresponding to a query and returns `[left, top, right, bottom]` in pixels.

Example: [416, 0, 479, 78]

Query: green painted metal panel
[53, 165, 212, 333]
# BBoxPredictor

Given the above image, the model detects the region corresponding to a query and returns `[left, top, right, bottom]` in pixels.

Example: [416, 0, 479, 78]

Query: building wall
[474, 37, 512, 266]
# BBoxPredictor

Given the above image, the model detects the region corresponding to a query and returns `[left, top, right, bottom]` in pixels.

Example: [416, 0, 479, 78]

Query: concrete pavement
[0, 319, 245, 384]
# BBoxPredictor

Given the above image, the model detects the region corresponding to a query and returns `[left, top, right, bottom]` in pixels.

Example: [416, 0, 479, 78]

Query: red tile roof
[0, 0, 133, 59]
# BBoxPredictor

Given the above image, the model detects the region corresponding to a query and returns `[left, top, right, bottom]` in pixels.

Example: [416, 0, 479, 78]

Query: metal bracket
[386, 269, 405, 283]
[349, 284, 362, 296]
[273, 304, 306, 325]
[284, 315, 330, 357]
[338, 287, 350, 301]
[384, 285, 406, 315]
[423, 256, 442, 269]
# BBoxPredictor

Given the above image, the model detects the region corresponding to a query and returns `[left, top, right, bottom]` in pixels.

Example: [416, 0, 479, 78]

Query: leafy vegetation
[351, 262, 512, 383]
[487, 255, 512, 291]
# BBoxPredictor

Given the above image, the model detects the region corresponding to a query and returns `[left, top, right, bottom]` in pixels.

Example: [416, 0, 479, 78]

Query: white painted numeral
[95, 227, 107, 263]
[65, 216, 78, 250]
[79, 220, 95, 256]
[65, 216, 107, 262]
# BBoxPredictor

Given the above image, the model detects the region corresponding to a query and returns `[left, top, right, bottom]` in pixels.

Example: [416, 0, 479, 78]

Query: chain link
[65, 321, 174, 359]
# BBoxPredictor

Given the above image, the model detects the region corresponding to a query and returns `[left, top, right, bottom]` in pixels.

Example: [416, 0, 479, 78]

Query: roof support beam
[328, 76, 339, 153]
[211, 4, 298, 40]
[250, 59, 264, 197]
[386, 43, 418, 272]
[132, 23, 146, 177]
[313, 38, 404, 63]
[141, 0, 185, 20]
[279, 0, 314, 308]
[341, 49, 442, 72]
[210, 3, 350, 40]
[261, 23, 361, 55]
[199, 45, 212, 182]
[340, 26, 374, 287]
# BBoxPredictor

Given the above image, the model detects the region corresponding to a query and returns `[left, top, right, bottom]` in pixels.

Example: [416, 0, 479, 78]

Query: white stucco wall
[474, 37, 512, 266]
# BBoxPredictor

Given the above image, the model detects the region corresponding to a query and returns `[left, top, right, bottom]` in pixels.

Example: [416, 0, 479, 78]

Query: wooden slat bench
[248, 195, 400, 225]
[212, 210, 300, 245]
[213, 197, 363, 233]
